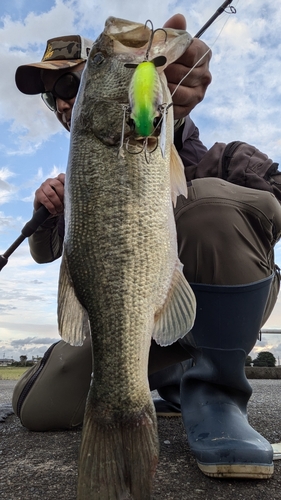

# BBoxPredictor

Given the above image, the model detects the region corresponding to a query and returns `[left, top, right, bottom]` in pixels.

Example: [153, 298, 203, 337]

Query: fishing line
[169, 47, 212, 104]
[170, 0, 239, 103]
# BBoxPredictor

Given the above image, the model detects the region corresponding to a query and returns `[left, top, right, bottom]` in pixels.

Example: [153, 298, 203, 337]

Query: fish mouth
[95, 129, 158, 151]
[123, 135, 159, 155]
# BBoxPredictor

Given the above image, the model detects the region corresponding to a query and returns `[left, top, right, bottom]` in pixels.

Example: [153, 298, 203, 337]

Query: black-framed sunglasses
[41, 70, 83, 112]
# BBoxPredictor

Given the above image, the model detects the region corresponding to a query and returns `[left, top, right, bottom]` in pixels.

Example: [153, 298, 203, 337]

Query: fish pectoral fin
[170, 143, 188, 207]
[152, 260, 196, 347]
[58, 251, 88, 346]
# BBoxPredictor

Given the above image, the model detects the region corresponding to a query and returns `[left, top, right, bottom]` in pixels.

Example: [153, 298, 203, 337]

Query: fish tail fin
[77, 400, 158, 500]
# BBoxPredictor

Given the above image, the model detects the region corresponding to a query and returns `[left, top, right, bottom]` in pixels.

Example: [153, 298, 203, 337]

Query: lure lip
[124, 56, 167, 69]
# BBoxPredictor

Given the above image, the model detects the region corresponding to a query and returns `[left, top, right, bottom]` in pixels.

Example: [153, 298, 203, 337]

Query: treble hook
[122, 136, 159, 164]
[126, 139, 143, 155]
[144, 19, 167, 61]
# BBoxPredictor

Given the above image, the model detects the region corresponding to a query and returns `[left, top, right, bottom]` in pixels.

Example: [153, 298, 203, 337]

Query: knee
[175, 179, 279, 285]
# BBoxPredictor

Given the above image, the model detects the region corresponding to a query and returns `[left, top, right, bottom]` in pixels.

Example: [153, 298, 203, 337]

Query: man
[12, 14, 281, 480]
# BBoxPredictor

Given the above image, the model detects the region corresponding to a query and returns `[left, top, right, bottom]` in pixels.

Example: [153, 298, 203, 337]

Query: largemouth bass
[58, 17, 195, 499]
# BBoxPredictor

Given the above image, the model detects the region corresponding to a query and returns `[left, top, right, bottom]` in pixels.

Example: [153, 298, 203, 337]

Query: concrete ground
[0, 379, 281, 500]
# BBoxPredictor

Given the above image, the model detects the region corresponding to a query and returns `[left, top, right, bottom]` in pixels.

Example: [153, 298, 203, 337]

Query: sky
[1, 0, 281, 362]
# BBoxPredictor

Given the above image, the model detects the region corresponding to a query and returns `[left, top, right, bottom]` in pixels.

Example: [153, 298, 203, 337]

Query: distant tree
[253, 351, 276, 367]
[245, 355, 252, 366]
[19, 355, 27, 367]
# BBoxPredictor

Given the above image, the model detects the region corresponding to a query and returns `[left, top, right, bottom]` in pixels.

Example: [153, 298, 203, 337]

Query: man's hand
[34, 173, 65, 215]
[164, 14, 212, 119]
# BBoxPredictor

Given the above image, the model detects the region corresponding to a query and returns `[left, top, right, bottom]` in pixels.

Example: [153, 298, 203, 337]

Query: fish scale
[58, 16, 195, 500]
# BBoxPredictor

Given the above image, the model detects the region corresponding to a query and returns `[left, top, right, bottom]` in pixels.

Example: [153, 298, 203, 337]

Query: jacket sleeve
[175, 116, 208, 167]
[28, 214, 65, 263]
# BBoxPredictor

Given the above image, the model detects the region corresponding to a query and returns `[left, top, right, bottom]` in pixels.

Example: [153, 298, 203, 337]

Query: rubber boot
[180, 275, 274, 479]
[149, 359, 193, 416]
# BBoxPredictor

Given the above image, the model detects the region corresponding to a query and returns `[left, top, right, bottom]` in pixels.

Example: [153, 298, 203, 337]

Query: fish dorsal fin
[170, 143, 188, 207]
[152, 260, 196, 346]
[58, 251, 88, 346]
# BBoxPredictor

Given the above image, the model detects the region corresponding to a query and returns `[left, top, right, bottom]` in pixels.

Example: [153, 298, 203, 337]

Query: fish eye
[92, 53, 105, 65]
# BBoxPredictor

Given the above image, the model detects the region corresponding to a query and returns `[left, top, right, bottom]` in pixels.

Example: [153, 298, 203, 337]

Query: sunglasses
[41, 70, 83, 112]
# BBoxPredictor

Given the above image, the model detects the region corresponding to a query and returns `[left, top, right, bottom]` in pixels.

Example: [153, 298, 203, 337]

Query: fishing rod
[0, 205, 50, 271]
[195, 0, 235, 39]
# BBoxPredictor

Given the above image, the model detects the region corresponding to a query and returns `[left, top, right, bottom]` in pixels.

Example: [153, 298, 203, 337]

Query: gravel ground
[0, 379, 281, 500]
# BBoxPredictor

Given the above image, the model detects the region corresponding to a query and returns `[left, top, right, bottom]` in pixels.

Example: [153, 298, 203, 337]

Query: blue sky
[1, 0, 281, 362]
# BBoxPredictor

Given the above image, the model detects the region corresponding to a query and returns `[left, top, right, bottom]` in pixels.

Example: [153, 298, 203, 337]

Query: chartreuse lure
[128, 59, 164, 137]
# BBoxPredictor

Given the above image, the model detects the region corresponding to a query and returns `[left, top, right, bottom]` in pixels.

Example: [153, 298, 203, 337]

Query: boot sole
[197, 462, 274, 479]
[156, 411, 182, 417]
[154, 399, 181, 417]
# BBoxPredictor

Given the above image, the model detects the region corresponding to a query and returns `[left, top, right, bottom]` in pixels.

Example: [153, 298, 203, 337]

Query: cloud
[0, 286, 45, 302]
[67, 0, 183, 34]
[0, 305, 16, 312]
[0, 0, 76, 152]
[0, 211, 16, 230]
[0, 343, 59, 360]
[10, 336, 59, 347]
[0, 166, 16, 182]
[0, 244, 60, 329]
[0, 166, 17, 204]
[0, 321, 58, 335]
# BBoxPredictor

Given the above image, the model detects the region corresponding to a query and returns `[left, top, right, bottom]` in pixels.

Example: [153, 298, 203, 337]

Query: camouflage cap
[15, 35, 94, 95]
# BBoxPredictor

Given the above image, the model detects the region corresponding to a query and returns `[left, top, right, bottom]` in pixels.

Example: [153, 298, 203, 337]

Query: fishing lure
[128, 60, 163, 138]
[125, 23, 167, 132]
[119, 21, 168, 159]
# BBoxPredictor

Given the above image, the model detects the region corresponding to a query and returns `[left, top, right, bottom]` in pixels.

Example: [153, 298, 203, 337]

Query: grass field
[0, 366, 30, 380]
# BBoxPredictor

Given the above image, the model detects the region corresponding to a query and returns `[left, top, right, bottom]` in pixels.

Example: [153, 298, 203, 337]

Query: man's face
[41, 62, 85, 131]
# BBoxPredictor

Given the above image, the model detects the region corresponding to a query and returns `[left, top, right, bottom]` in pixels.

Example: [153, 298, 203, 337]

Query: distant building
[0, 358, 14, 366]
[32, 356, 42, 364]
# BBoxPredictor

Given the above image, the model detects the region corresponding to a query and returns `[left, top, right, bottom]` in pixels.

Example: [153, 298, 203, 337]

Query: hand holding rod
[0, 205, 50, 271]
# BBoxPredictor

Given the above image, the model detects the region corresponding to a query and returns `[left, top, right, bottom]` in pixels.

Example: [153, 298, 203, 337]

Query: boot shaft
[181, 274, 273, 354]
